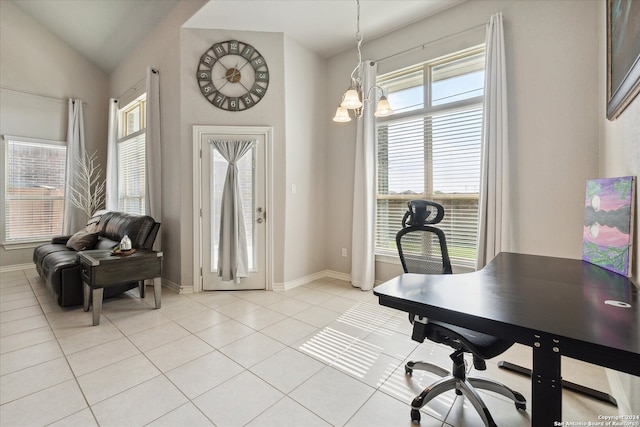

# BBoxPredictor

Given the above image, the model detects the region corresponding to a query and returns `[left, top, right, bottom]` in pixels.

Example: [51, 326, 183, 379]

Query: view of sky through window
[383, 68, 484, 194]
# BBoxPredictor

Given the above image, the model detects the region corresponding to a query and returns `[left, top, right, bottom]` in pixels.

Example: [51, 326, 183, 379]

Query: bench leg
[92, 288, 104, 326]
[153, 279, 161, 309]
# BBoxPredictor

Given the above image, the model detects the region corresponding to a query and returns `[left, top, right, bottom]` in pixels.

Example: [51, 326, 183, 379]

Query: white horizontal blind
[376, 47, 484, 268]
[4, 138, 66, 242]
[117, 95, 146, 215]
[117, 132, 145, 215]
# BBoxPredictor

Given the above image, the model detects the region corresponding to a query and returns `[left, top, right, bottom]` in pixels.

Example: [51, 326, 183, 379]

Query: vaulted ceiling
[11, 0, 463, 74]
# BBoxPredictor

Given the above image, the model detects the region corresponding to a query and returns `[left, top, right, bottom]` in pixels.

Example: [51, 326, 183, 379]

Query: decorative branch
[68, 151, 106, 219]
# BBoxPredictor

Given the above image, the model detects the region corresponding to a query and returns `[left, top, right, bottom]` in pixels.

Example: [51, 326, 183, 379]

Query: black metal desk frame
[373, 252, 640, 426]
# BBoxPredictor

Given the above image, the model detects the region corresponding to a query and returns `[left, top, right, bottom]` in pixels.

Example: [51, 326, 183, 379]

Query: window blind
[376, 47, 484, 269]
[4, 138, 66, 242]
[376, 106, 482, 268]
[117, 132, 146, 215]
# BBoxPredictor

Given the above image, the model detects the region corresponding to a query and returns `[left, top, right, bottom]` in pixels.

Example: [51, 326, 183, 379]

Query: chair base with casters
[406, 348, 526, 426]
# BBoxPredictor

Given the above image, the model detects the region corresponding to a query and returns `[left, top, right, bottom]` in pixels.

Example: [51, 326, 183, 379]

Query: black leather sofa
[33, 211, 160, 307]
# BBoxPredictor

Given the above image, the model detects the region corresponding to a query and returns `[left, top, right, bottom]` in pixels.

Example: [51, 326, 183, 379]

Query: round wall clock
[196, 40, 269, 111]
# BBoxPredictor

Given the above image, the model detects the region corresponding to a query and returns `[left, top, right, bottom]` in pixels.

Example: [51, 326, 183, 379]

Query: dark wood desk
[373, 252, 640, 426]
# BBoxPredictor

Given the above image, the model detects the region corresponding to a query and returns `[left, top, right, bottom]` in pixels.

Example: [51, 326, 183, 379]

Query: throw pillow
[66, 230, 99, 251]
[85, 215, 102, 233]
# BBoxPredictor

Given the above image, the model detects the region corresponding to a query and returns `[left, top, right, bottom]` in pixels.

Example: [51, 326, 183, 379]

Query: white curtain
[476, 12, 510, 269]
[105, 98, 119, 211]
[63, 98, 86, 234]
[211, 139, 255, 282]
[351, 61, 377, 291]
[145, 67, 162, 243]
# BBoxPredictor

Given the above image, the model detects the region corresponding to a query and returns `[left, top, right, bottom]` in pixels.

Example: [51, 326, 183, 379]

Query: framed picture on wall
[607, 0, 640, 120]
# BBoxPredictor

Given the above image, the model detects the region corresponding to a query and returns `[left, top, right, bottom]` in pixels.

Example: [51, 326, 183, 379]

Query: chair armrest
[51, 235, 72, 244]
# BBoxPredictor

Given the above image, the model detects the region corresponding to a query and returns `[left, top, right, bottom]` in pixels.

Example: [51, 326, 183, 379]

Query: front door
[199, 131, 266, 290]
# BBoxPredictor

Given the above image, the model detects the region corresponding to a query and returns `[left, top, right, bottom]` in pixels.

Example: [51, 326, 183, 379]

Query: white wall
[597, 1, 640, 416]
[283, 36, 328, 283]
[326, 0, 601, 282]
[109, 0, 206, 286]
[88, 0, 327, 290]
[180, 28, 287, 288]
[0, 1, 109, 268]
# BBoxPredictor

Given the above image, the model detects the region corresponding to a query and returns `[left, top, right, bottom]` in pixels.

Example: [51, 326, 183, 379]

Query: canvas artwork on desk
[583, 176, 635, 276]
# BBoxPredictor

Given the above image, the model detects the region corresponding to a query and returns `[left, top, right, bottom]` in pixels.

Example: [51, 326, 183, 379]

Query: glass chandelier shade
[340, 89, 363, 109]
[332, 106, 352, 122]
[374, 95, 393, 117]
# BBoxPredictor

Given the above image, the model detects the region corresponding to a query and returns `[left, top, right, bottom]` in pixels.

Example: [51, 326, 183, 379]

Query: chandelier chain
[332, 0, 393, 122]
[351, 0, 363, 85]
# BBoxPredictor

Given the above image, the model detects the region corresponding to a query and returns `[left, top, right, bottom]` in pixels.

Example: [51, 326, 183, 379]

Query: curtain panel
[145, 67, 162, 249]
[476, 12, 510, 269]
[105, 99, 119, 211]
[63, 98, 86, 234]
[210, 139, 255, 282]
[351, 61, 377, 291]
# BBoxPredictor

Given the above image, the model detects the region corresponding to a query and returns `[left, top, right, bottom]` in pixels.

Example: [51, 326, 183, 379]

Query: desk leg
[531, 335, 562, 426]
[92, 288, 104, 326]
[153, 279, 161, 309]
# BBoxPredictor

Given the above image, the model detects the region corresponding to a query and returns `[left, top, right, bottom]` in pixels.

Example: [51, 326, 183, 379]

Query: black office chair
[397, 200, 526, 426]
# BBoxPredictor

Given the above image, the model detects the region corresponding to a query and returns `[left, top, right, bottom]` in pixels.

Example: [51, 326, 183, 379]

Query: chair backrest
[396, 201, 452, 275]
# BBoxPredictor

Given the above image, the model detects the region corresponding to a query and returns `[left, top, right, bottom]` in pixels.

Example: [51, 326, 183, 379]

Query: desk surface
[373, 252, 640, 376]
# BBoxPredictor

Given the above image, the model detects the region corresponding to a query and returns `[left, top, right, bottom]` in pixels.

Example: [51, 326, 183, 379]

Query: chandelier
[332, 0, 393, 123]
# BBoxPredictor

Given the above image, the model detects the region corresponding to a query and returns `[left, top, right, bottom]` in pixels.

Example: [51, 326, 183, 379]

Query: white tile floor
[0, 268, 621, 426]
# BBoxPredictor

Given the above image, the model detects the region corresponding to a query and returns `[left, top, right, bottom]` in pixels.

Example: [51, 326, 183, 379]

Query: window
[3, 136, 66, 243]
[376, 47, 485, 268]
[117, 95, 146, 215]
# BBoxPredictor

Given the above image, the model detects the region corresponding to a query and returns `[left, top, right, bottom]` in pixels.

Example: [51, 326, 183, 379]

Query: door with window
[199, 132, 266, 290]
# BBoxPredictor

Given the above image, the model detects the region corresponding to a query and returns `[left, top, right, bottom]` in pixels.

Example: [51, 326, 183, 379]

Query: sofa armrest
[51, 235, 72, 244]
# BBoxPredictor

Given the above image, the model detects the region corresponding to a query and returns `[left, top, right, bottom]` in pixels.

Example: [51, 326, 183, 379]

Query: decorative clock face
[196, 40, 269, 111]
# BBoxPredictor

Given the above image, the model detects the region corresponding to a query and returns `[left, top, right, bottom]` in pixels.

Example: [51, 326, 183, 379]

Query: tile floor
[0, 268, 620, 426]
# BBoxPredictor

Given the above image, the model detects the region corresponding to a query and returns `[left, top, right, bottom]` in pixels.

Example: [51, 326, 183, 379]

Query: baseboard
[605, 368, 634, 415]
[0, 264, 357, 295]
[162, 278, 187, 294]
[324, 270, 351, 282]
[0, 263, 36, 273]
[0, 263, 190, 296]
[272, 270, 351, 291]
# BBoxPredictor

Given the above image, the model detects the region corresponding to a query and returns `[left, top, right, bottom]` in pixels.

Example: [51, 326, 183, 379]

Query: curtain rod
[117, 76, 145, 102]
[375, 22, 487, 64]
[116, 67, 159, 101]
[0, 86, 88, 106]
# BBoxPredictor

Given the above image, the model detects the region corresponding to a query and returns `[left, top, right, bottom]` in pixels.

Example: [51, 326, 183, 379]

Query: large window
[3, 136, 67, 243]
[376, 47, 485, 268]
[117, 95, 146, 215]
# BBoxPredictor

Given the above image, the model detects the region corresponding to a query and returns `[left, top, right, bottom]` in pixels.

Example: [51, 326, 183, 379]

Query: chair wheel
[513, 391, 526, 410]
[405, 362, 414, 376]
[411, 409, 421, 424]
